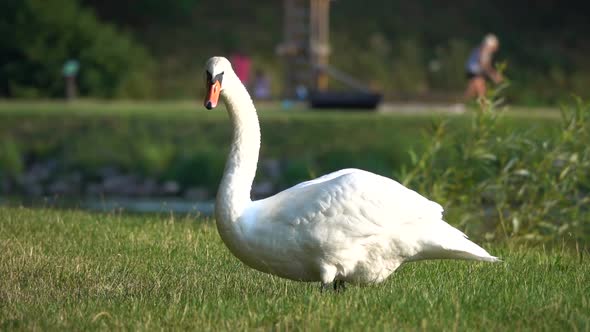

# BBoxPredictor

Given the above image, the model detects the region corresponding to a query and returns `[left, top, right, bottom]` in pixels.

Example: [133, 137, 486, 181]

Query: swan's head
[204, 56, 233, 110]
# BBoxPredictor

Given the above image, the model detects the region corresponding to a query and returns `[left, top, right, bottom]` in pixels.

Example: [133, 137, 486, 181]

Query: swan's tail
[438, 235, 501, 262]
[408, 221, 500, 263]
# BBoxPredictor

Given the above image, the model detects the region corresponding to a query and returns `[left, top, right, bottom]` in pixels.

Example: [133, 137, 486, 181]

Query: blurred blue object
[295, 85, 308, 101]
[281, 99, 294, 109]
[62, 59, 80, 77]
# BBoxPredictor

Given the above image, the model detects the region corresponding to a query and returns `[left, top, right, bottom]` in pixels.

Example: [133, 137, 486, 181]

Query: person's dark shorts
[466, 72, 487, 80]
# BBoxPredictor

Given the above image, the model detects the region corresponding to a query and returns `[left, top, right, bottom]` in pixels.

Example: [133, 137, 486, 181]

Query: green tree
[0, 0, 154, 98]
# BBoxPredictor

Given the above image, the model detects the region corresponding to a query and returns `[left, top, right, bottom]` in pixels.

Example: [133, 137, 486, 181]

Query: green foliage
[1, 103, 459, 194]
[166, 149, 226, 189]
[400, 88, 590, 242]
[331, 36, 430, 96]
[430, 39, 471, 91]
[391, 39, 429, 95]
[0, 139, 23, 179]
[0, 0, 154, 98]
[1, 1, 589, 102]
[1, 207, 589, 330]
[0, 101, 564, 200]
[331, 32, 395, 92]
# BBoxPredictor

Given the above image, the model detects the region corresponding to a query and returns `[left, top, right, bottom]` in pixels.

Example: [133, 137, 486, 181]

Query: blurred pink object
[231, 54, 251, 85]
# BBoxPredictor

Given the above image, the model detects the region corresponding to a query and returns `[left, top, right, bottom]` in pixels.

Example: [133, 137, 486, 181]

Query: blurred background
[1, 0, 589, 104]
[0, 0, 589, 233]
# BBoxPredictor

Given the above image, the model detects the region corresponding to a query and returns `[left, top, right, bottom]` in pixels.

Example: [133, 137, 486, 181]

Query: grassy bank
[0, 207, 588, 330]
[0, 101, 560, 195]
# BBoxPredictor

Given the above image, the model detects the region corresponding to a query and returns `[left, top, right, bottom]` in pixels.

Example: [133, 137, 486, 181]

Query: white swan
[203, 56, 498, 290]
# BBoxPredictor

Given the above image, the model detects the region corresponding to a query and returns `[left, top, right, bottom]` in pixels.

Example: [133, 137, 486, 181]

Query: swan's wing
[253, 168, 443, 233]
[250, 168, 496, 262]
[287, 168, 360, 190]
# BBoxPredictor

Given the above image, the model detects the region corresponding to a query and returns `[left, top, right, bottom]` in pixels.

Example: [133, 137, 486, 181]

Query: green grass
[1, 207, 588, 331]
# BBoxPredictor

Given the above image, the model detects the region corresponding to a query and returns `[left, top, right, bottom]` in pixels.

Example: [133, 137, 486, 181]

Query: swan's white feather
[235, 168, 498, 283]
[204, 56, 498, 285]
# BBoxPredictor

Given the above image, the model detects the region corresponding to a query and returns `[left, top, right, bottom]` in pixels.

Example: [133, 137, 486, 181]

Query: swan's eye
[213, 72, 224, 85]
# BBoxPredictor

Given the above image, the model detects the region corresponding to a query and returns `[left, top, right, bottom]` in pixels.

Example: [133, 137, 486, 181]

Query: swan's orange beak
[204, 80, 221, 110]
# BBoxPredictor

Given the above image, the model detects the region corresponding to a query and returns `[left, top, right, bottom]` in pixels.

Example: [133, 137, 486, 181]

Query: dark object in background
[309, 90, 382, 110]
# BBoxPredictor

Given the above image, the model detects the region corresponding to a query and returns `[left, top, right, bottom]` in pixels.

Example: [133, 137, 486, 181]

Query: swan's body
[204, 57, 498, 287]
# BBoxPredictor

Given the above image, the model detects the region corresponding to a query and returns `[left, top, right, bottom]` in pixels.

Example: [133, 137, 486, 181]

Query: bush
[400, 86, 590, 243]
[429, 39, 471, 92]
[0, 139, 23, 180]
[166, 150, 226, 189]
[390, 39, 429, 95]
[0, 0, 154, 98]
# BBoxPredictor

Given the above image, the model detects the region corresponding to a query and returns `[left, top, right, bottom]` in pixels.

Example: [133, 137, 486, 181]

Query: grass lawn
[1, 207, 588, 331]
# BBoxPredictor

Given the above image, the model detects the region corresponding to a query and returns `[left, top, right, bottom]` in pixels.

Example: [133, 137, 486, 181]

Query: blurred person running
[464, 34, 503, 100]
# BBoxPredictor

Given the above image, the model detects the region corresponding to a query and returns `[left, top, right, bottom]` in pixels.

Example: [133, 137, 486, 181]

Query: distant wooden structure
[276, 0, 382, 109]
[276, 0, 331, 98]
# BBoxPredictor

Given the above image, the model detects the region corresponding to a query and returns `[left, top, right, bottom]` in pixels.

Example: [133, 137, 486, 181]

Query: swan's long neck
[215, 76, 260, 232]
